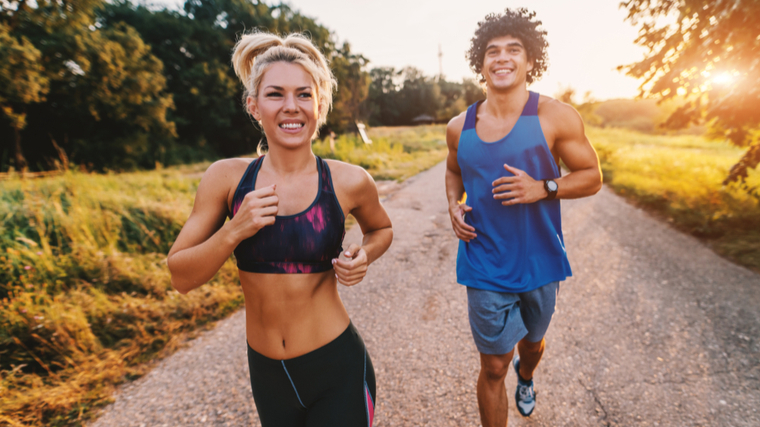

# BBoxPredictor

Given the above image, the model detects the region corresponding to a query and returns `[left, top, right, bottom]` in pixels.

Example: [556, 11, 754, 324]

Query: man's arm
[445, 113, 477, 242]
[546, 99, 603, 199]
[492, 99, 602, 205]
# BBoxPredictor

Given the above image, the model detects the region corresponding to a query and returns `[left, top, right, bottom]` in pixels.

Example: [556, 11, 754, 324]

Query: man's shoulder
[537, 95, 576, 117]
[447, 110, 467, 132]
[446, 110, 468, 148]
[536, 94, 584, 133]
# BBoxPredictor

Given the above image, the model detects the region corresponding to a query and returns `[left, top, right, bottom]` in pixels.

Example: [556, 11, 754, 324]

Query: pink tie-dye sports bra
[230, 155, 346, 274]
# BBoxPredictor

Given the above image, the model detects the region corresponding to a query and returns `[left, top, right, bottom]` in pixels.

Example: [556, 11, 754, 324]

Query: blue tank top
[230, 155, 345, 274]
[456, 91, 572, 292]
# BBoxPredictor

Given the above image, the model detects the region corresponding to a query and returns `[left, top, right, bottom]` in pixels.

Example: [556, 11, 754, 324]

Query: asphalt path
[90, 161, 760, 426]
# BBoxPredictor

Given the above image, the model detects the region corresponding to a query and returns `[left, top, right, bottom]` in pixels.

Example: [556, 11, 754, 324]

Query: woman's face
[248, 61, 321, 148]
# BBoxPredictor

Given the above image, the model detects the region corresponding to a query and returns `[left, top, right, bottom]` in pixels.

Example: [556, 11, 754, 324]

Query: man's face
[481, 35, 533, 91]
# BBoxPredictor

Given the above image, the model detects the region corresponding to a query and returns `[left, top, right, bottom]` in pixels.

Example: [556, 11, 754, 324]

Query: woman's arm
[167, 159, 278, 294]
[331, 164, 393, 287]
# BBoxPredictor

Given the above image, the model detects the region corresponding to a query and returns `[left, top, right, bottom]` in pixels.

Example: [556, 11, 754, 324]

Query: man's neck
[483, 84, 530, 119]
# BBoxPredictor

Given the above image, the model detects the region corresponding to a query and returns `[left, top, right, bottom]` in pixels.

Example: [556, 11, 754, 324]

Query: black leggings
[247, 322, 376, 427]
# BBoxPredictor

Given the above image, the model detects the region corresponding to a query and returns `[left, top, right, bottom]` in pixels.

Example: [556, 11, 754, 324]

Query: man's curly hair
[467, 8, 549, 85]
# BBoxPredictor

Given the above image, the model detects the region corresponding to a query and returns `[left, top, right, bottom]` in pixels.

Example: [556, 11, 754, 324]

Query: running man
[445, 9, 602, 426]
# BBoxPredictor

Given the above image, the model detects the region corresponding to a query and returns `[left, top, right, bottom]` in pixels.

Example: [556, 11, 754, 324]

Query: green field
[313, 125, 448, 181]
[0, 126, 448, 427]
[589, 126, 760, 271]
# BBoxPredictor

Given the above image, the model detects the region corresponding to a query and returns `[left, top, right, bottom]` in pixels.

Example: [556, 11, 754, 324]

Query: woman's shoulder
[202, 157, 256, 181]
[323, 158, 374, 194]
[196, 157, 258, 200]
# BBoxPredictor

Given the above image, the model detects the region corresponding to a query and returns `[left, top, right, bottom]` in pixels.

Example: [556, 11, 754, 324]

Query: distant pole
[438, 44, 443, 81]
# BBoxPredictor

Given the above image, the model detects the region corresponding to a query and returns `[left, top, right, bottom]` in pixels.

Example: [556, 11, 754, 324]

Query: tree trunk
[49, 133, 69, 171]
[13, 125, 27, 171]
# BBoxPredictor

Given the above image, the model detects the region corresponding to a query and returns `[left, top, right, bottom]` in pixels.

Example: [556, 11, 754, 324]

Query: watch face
[547, 180, 558, 192]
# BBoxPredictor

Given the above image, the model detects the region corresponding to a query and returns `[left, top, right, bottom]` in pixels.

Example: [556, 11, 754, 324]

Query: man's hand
[448, 202, 477, 242]
[333, 244, 369, 287]
[492, 164, 548, 206]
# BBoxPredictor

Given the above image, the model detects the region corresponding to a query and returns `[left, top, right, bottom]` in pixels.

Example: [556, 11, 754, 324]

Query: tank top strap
[521, 91, 539, 116]
[462, 100, 482, 131]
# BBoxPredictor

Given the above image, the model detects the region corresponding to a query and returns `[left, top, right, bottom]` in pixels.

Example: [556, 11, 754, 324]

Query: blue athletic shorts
[466, 281, 559, 355]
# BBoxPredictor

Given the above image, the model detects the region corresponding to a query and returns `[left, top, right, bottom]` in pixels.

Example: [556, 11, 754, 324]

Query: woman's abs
[240, 270, 350, 360]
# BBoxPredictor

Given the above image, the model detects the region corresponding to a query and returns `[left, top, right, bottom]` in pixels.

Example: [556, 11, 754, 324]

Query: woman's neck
[261, 144, 316, 177]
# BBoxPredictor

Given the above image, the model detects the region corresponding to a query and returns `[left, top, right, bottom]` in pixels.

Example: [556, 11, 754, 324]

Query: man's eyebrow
[486, 41, 525, 50]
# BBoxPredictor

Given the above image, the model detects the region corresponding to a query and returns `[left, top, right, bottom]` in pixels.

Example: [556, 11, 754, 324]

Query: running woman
[445, 9, 602, 426]
[167, 31, 392, 427]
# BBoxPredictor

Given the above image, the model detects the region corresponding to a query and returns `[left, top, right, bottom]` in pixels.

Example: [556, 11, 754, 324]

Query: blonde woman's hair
[232, 31, 336, 140]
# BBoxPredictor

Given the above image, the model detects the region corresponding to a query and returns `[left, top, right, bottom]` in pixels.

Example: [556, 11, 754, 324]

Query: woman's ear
[247, 96, 261, 121]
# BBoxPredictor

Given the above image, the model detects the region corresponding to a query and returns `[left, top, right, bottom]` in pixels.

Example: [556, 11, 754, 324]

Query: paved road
[90, 161, 760, 426]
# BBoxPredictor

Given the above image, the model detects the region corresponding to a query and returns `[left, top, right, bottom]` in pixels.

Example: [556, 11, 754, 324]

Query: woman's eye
[266, 92, 282, 97]
[299, 92, 313, 98]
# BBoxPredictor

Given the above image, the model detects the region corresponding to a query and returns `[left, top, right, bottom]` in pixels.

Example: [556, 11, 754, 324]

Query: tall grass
[0, 168, 243, 426]
[589, 127, 760, 270]
[0, 125, 448, 426]
[313, 125, 448, 181]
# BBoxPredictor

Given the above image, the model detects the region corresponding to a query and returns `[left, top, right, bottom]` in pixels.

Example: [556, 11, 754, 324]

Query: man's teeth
[280, 123, 303, 129]
[494, 69, 514, 75]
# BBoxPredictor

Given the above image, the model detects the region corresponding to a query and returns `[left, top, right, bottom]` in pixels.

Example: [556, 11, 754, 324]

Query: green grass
[589, 126, 760, 271]
[313, 125, 448, 181]
[0, 125, 447, 426]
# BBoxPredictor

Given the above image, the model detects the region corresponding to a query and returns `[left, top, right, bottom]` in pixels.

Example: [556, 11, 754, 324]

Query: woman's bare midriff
[240, 269, 350, 360]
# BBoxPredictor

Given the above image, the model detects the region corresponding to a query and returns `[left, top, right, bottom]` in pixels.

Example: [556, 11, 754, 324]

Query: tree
[620, 0, 760, 188]
[396, 67, 443, 125]
[100, 1, 240, 158]
[1, 0, 175, 170]
[365, 67, 402, 126]
[327, 42, 370, 133]
[0, 23, 49, 170]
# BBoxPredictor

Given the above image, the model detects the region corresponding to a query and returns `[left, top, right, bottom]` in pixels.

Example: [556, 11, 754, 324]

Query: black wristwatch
[543, 179, 558, 200]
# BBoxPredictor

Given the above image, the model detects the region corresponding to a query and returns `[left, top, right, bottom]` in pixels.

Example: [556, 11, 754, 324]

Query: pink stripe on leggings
[365, 384, 374, 426]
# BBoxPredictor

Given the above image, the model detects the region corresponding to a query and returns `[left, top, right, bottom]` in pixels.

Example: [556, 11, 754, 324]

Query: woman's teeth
[280, 123, 303, 129]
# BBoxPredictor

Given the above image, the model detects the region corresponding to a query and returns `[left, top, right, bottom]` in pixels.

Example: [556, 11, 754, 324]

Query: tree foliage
[0, 0, 476, 172]
[0, 23, 49, 170]
[0, 0, 176, 170]
[620, 0, 760, 187]
[364, 67, 483, 127]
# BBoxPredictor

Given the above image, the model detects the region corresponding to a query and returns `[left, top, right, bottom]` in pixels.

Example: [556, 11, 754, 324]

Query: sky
[153, 0, 649, 101]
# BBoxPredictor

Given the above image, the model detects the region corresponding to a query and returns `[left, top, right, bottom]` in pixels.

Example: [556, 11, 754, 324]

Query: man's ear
[527, 59, 534, 73]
